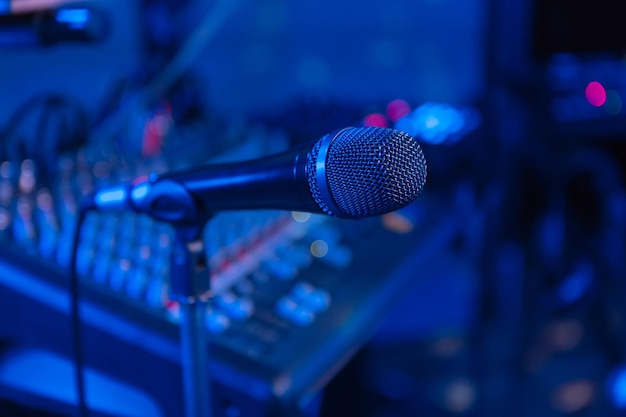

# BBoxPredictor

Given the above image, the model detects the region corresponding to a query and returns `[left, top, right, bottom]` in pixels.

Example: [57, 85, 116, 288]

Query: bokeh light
[604, 90, 623, 115]
[386, 99, 411, 121]
[310, 240, 329, 258]
[585, 81, 607, 107]
[364, 113, 388, 128]
[395, 102, 475, 145]
[291, 211, 312, 223]
[609, 366, 626, 409]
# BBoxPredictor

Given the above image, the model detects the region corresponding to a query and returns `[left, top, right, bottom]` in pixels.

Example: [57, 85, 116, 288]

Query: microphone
[90, 127, 427, 225]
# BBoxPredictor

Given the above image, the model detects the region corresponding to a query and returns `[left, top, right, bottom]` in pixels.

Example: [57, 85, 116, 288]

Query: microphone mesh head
[307, 127, 427, 219]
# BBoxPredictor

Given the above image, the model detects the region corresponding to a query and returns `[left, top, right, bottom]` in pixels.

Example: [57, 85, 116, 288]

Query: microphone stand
[93, 177, 216, 415]
[169, 224, 213, 417]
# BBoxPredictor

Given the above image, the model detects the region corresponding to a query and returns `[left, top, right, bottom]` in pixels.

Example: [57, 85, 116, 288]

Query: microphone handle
[141, 145, 322, 219]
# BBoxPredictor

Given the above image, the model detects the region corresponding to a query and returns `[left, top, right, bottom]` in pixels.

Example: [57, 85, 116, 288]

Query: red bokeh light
[364, 113, 388, 128]
[585, 81, 607, 107]
[386, 99, 411, 121]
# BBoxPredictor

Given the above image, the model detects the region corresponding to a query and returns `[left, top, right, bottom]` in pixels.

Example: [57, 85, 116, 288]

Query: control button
[150, 256, 169, 276]
[275, 296, 315, 326]
[95, 228, 116, 251]
[92, 256, 112, 284]
[79, 214, 99, 242]
[291, 282, 331, 313]
[110, 259, 131, 292]
[126, 267, 147, 299]
[145, 277, 166, 308]
[75, 243, 94, 276]
[36, 211, 59, 259]
[206, 310, 231, 334]
[216, 292, 255, 321]
[291, 282, 315, 298]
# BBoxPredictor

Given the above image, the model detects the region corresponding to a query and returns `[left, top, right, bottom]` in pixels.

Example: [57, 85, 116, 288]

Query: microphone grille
[307, 127, 427, 219]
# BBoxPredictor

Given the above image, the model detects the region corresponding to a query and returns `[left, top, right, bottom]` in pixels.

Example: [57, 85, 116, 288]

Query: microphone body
[91, 127, 427, 225]
[160, 145, 318, 213]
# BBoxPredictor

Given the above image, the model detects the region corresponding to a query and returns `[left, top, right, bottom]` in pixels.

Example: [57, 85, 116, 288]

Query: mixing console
[0, 124, 456, 417]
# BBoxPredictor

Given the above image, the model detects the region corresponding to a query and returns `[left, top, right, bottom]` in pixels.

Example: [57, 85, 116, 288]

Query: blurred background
[0, 0, 625, 416]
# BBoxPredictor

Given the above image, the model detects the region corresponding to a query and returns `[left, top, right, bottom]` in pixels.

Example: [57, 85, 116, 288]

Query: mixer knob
[206, 309, 231, 335]
[109, 259, 131, 291]
[216, 291, 255, 321]
[275, 296, 315, 326]
[92, 255, 112, 284]
[75, 243, 94, 276]
[145, 276, 167, 308]
[126, 267, 148, 299]
[291, 282, 331, 313]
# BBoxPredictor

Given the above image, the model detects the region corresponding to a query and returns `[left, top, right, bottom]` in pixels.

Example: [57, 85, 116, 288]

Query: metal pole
[170, 227, 212, 417]
[179, 300, 211, 417]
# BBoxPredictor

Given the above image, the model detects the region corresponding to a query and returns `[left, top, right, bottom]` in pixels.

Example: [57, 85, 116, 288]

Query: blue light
[395, 102, 480, 145]
[55, 8, 91, 29]
[95, 188, 127, 206]
[424, 114, 441, 129]
[131, 183, 150, 201]
[609, 366, 626, 408]
[0, 348, 163, 416]
[558, 261, 593, 304]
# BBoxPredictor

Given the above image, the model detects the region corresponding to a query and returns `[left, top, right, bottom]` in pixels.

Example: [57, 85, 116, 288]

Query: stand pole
[170, 227, 212, 417]
[179, 300, 211, 417]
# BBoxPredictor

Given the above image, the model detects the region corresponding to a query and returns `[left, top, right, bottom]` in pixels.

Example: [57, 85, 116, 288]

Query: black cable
[70, 202, 94, 417]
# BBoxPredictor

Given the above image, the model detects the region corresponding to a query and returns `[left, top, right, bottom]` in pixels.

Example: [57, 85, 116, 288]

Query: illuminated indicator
[131, 183, 150, 201]
[585, 81, 606, 107]
[363, 113, 388, 128]
[605, 90, 622, 115]
[291, 211, 312, 223]
[55, 8, 90, 29]
[95, 188, 127, 205]
[386, 99, 411, 121]
[310, 240, 329, 258]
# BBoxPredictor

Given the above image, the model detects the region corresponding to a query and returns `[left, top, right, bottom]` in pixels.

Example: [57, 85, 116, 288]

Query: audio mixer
[0, 123, 457, 417]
